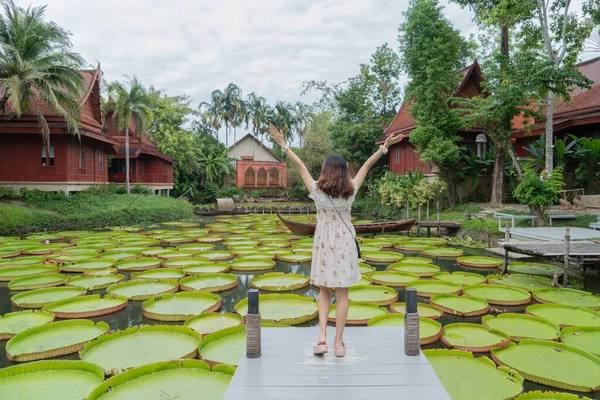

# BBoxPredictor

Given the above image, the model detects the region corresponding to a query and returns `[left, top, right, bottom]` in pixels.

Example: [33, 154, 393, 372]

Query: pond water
[0, 214, 599, 399]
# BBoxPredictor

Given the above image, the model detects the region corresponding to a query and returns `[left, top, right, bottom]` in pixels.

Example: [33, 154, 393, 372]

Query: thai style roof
[229, 133, 283, 161]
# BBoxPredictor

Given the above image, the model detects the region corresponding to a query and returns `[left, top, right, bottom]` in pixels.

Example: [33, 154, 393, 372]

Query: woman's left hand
[383, 134, 403, 149]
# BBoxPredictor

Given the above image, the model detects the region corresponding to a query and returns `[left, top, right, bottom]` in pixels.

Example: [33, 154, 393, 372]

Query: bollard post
[563, 228, 570, 288]
[404, 288, 420, 356]
[246, 289, 261, 358]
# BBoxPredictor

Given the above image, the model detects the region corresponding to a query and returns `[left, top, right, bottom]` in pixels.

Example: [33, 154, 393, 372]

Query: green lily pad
[507, 262, 563, 277]
[532, 288, 600, 309]
[367, 314, 442, 344]
[487, 274, 553, 292]
[515, 391, 592, 399]
[526, 304, 600, 328]
[131, 268, 186, 280]
[8, 274, 67, 291]
[142, 292, 221, 321]
[352, 274, 373, 286]
[42, 294, 128, 318]
[424, 349, 524, 400]
[229, 259, 276, 271]
[462, 284, 531, 306]
[115, 258, 162, 271]
[361, 251, 403, 264]
[48, 252, 99, 263]
[395, 257, 433, 265]
[0, 265, 61, 282]
[560, 326, 600, 357]
[179, 273, 238, 292]
[85, 267, 118, 276]
[184, 312, 243, 336]
[328, 302, 387, 325]
[140, 248, 172, 257]
[176, 244, 216, 252]
[429, 294, 489, 316]
[420, 247, 464, 258]
[457, 256, 503, 268]
[0, 310, 55, 339]
[197, 326, 246, 367]
[0, 256, 48, 267]
[394, 242, 431, 251]
[80, 325, 201, 375]
[0, 360, 104, 400]
[348, 285, 398, 306]
[368, 271, 420, 287]
[387, 263, 441, 277]
[250, 272, 310, 291]
[406, 280, 463, 298]
[389, 302, 444, 319]
[491, 340, 600, 392]
[195, 251, 235, 261]
[442, 323, 510, 352]
[85, 360, 233, 400]
[432, 271, 487, 286]
[61, 259, 116, 273]
[276, 252, 312, 263]
[237, 252, 275, 260]
[11, 287, 86, 309]
[358, 263, 376, 274]
[183, 263, 231, 275]
[107, 279, 179, 301]
[6, 319, 109, 362]
[161, 257, 210, 268]
[196, 235, 225, 244]
[482, 313, 560, 342]
[99, 251, 139, 261]
[359, 245, 383, 252]
[235, 294, 317, 325]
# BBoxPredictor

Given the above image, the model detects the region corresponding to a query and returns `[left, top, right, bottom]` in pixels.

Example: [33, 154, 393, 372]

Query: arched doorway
[257, 167, 267, 186]
[245, 167, 255, 186]
[269, 167, 279, 186]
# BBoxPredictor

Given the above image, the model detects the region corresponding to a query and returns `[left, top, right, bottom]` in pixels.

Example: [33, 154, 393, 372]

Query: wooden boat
[276, 213, 416, 236]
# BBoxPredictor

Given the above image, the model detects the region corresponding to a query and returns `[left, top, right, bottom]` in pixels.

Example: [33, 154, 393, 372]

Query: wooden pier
[223, 326, 450, 400]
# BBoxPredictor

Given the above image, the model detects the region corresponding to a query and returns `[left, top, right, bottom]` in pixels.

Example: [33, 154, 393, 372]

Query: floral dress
[308, 179, 361, 288]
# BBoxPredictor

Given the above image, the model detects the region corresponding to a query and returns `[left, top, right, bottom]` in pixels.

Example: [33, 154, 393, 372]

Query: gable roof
[229, 133, 283, 161]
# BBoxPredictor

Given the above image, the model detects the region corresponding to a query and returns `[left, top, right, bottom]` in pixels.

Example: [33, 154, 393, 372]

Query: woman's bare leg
[318, 286, 332, 343]
[334, 287, 349, 349]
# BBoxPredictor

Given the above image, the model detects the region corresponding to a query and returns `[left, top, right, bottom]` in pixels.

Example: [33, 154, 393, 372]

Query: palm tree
[198, 147, 235, 185]
[105, 76, 153, 194]
[0, 0, 86, 152]
[294, 102, 311, 148]
[198, 89, 223, 140]
[247, 93, 270, 161]
[220, 83, 244, 158]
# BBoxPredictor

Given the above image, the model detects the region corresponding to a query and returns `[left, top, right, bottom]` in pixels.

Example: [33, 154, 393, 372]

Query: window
[41, 146, 55, 166]
[245, 167, 255, 186]
[395, 148, 400, 165]
[98, 152, 104, 172]
[269, 168, 279, 186]
[79, 146, 85, 169]
[257, 167, 267, 186]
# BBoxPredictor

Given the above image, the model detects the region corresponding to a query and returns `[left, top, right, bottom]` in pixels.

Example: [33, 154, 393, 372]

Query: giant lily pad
[177, 243, 215, 252]
[48, 252, 99, 263]
[358, 263, 376, 274]
[429, 294, 489, 317]
[0, 310, 55, 339]
[395, 257, 433, 265]
[42, 294, 128, 319]
[250, 272, 310, 291]
[115, 258, 162, 271]
[140, 248, 171, 257]
[368, 271, 419, 287]
[394, 242, 431, 251]
[11, 287, 86, 309]
[462, 284, 531, 306]
[0, 360, 104, 400]
[560, 326, 600, 357]
[142, 292, 221, 321]
[86, 360, 233, 400]
[387, 263, 441, 277]
[482, 313, 560, 342]
[61, 259, 116, 273]
[432, 271, 486, 286]
[229, 259, 276, 271]
[491, 340, 600, 392]
[65, 274, 124, 291]
[507, 262, 562, 277]
[6, 319, 109, 362]
[361, 251, 403, 264]
[367, 314, 442, 344]
[0, 256, 48, 267]
[526, 304, 600, 328]
[107, 279, 179, 301]
[420, 247, 464, 258]
[328, 302, 387, 325]
[515, 391, 593, 399]
[179, 273, 238, 292]
[197, 326, 245, 367]
[80, 325, 201, 375]
[8, 274, 67, 291]
[442, 323, 510, 352]
[532, 288, 600, 310]
[183, 263, 231, 275]
[184, 312, 243, 336]
[195, 251, 235, 261]
[131, 268, 186, 280]
[487, 274, 553, 292]
[162, 257, 210, 268]
[348, 285, 398, 306]
[0, 265, 61, 282]
[276, 252, 312, 263]
[406, 280, 462, 298]
[389, 302, 444, 319]
[424, 349, 524, 400]
[457, 256, 503, 268]
[235, 294, 317, 325]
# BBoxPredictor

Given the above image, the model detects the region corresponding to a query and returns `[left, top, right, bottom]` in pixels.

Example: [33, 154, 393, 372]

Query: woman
[268, 125, 401, 357]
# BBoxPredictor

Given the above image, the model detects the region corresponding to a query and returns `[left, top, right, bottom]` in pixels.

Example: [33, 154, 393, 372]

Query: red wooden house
[0, 66, 118, 193]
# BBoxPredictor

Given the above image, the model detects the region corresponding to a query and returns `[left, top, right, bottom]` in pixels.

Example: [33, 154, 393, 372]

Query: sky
[27, 0, 593, 143]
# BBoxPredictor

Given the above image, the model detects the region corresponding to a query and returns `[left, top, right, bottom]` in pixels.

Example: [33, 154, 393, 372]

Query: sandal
[313, 341, 328, 355]
[335, 342, 345, 358]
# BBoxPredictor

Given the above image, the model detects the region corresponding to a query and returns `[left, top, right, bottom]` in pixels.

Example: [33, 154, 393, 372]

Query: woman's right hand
[268, 124, 286, 147]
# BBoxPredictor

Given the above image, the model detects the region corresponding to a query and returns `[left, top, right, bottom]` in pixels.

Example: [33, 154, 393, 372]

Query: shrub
[217, 187, 244, 198]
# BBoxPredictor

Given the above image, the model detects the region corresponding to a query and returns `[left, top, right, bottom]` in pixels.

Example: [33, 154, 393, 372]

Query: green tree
[199, 89, 224, 140]
[221, 83, 244, 155]
[0, 0, 86, 151]
[398, 0, 471, 206]
[246, 92, 270, 160]
[198, 147, 235, 185]
[105, 76, 153, 194]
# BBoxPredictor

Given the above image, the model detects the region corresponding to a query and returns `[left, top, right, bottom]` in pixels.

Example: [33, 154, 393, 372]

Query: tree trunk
[490, 146, 506, 208]
[444, 171, 456, 208]
[529, 204, 546, 226]
[507, 146, 524, 180]
[545, 91, 555, 174]
[225, 124, 229, 148]
[125, 127, 131, 195]
[233, 127, 237, 159]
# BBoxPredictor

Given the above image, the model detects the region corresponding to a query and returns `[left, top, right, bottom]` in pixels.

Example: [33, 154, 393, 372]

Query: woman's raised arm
[268, 125, 314, 192]
[354, 134, 403, 188]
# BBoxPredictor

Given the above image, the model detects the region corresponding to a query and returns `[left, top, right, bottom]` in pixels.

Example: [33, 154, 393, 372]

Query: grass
[0, 195, 194, 236]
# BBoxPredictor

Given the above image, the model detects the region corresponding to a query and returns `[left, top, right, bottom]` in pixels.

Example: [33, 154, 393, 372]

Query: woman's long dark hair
[316, 154, 355, 199]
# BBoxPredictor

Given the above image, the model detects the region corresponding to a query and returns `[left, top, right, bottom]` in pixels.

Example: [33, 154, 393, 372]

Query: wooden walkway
[223, 326, 450, 400]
